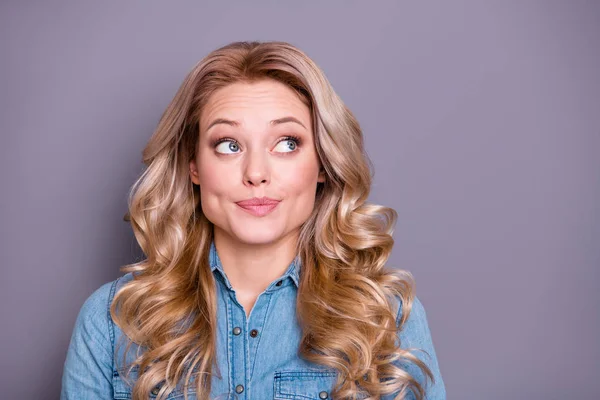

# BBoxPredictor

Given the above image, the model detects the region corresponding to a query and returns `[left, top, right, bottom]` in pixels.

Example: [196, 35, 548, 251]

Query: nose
[243, 148, 270, 186]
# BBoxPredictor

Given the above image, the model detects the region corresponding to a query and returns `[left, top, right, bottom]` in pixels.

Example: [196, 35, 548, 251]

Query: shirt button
[319, 391, 329, 399]
[250, 329, 258, 338]
[235, 384, 244, 393]
[151, 386, 160, 395]
[276, 280, 283, 286]
[233, 326, 241, 335]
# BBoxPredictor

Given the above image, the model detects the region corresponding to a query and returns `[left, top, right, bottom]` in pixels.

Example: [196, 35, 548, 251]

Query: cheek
[284, 168, 319, 222]
[278, 161, 320, 197]
[198, 171, 223, 193]
[197, 167, 228, 225]
[196, 162, 232, 211]
[197, 156, 226, 191]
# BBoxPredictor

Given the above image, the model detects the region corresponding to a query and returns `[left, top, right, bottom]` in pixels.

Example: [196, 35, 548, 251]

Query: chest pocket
[274, 370, 338, 400]
[112, 369, 198, 400]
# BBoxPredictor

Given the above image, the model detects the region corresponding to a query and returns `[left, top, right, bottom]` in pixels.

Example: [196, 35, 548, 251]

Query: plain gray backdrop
[1, 1, 599, 399]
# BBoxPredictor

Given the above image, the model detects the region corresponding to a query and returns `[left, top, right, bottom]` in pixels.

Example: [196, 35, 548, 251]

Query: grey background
[1, 1, 598, 399]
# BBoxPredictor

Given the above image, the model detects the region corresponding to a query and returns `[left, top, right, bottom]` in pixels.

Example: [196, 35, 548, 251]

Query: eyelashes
[210, 135, 302, 153]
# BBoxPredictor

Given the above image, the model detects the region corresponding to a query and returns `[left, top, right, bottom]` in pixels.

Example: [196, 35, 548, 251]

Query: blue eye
[214, 139, 240, 154]
[274, 137, 300, 153]
[211, 135, 302, 154]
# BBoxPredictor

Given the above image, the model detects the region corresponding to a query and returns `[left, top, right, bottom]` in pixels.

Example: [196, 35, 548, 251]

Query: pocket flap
[274, 369, 338, 400]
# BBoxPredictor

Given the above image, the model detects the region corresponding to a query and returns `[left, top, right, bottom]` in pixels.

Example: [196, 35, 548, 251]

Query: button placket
[246, 290, 275, 384]
[225, 284, 248, 400]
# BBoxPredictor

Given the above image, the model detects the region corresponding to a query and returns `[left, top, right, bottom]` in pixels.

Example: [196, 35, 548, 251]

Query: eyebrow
[205, 116, 308, 132]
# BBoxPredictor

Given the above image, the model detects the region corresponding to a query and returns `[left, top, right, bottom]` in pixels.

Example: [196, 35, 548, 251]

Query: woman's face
[190, 79, 325, 247]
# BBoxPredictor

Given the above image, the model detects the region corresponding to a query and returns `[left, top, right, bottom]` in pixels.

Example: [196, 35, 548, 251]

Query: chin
[231, 229, 283, 246]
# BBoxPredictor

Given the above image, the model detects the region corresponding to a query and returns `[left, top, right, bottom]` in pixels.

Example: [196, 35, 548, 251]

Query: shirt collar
[208, 239, 301, 289]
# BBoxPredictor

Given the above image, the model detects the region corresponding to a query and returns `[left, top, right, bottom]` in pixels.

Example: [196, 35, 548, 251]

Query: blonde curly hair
[111, 41, 434, 400]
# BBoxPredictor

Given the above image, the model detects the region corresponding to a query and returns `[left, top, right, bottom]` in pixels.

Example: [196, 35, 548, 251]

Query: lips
[235, 197, 280, 207]
[235, 197, 281, 217]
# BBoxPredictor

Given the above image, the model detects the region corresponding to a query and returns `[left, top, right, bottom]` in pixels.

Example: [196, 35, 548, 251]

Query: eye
[273, 136, 301, 153]
[214, 138, 240, 154]
[212, 135, 301, 154]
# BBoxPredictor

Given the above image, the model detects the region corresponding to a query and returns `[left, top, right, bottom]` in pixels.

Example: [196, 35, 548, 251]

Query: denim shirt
[61, 240, 446, 399]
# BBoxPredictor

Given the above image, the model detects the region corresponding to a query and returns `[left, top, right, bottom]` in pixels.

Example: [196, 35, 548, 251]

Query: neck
[213, 227, 299, 295]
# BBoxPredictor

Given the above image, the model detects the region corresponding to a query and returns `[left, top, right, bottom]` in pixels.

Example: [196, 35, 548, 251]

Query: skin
[189, 79, 325, 317]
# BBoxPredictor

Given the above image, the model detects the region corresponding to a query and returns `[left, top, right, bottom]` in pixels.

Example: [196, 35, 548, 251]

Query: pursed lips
[235, 197, 281, 217]
[235, 197, 280, 207]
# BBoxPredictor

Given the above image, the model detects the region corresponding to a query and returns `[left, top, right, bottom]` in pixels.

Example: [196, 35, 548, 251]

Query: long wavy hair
[111, 41, 434, 400]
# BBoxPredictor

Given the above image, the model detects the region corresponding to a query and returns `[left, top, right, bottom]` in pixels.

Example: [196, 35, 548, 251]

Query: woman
[61, 41, 446, 400]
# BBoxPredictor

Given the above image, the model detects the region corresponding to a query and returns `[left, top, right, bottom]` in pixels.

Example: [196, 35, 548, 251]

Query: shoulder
[79, 272, 135, 314]
[394, 295, 433, 348]
[62, 273, 135, 398]
[396, 295, 428, 326]
[73, 273, 135, 334]
[76, 281, 113, 326]
[393, 294, 427, 326]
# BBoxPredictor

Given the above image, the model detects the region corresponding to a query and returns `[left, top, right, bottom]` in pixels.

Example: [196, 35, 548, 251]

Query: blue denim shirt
[61, 240, 446, 399]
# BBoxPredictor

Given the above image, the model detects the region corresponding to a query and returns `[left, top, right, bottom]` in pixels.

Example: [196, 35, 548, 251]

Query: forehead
[200, 79, 310, 129]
